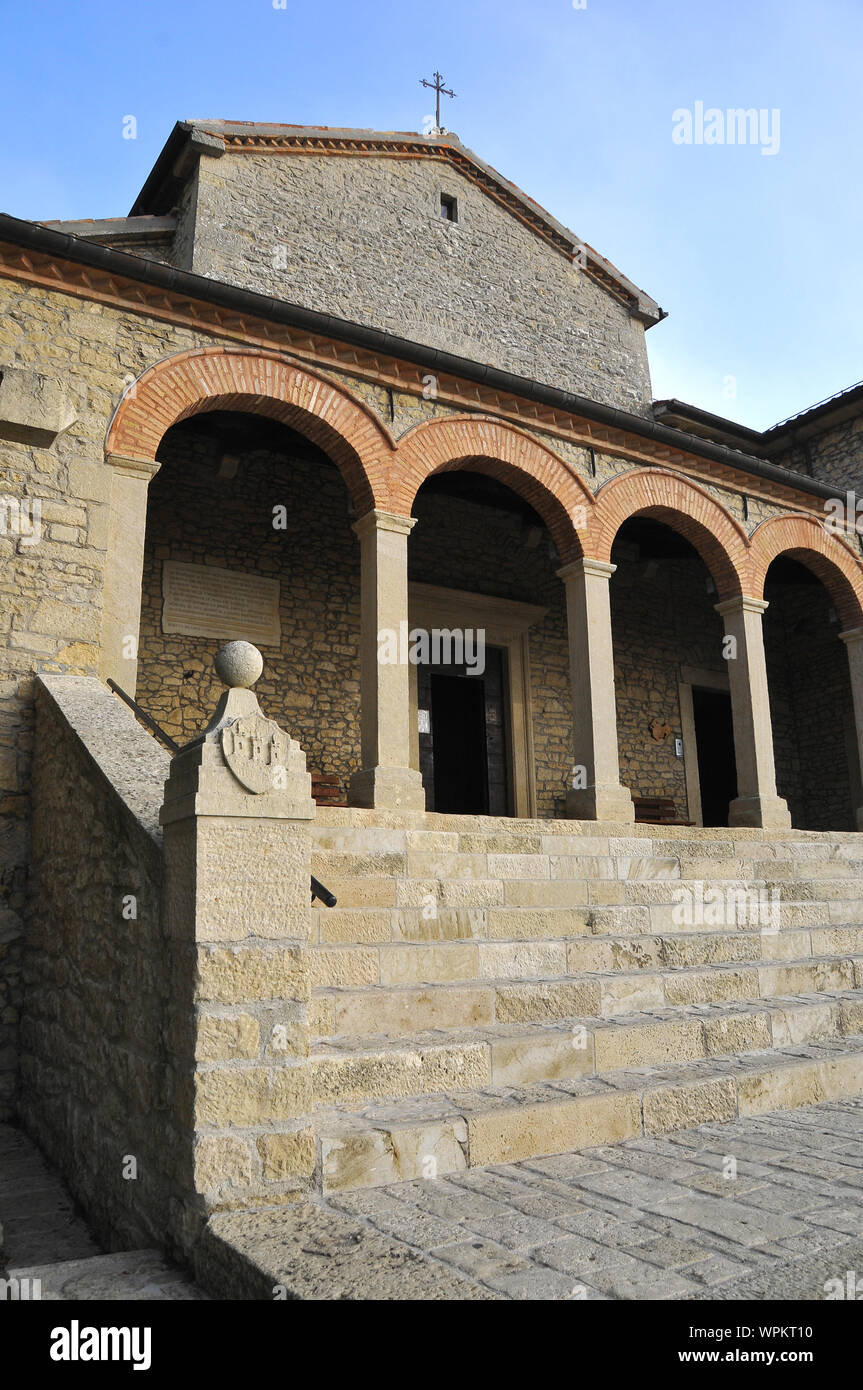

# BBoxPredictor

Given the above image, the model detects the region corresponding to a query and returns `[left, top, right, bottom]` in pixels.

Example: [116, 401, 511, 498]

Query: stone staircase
[305, 813, 863, 1193]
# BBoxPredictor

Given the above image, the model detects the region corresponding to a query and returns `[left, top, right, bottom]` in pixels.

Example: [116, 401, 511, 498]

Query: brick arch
[105, 347, 394, 514]
[586, 468, 751, 599]
[750, 514, 863, 628]
[393, 416, 594, 561]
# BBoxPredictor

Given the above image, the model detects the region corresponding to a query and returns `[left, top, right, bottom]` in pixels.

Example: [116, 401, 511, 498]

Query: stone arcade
[1, 121, 863, 1281]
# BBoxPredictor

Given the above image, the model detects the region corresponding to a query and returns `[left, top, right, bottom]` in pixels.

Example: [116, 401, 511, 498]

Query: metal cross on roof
[420, 70, 456, 132]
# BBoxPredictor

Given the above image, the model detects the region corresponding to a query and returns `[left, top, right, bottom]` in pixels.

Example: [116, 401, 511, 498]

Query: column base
[349, 765, 427, 811]
[565, 784, 635, 823]
[727, 795, 792, 830]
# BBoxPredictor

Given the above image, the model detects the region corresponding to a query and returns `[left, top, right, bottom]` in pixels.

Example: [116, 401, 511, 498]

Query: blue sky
[1, 0, 860, 429]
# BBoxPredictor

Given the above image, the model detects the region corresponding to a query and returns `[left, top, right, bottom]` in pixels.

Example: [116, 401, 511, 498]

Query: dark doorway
[418, 646, 511, 814]
[692, 687, 738, 827]
[430, 675, 488, 812]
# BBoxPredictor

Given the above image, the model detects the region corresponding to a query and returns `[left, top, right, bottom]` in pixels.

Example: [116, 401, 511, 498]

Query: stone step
[310, 930, 863, 990]
[315, 1032, 863, 1191]
[313, 808, 863, 848]
[310, 843, 863, 888]
[311, 956, 863, 1036]
[311, 901, 863, 946]
[311, 813, 863, 855]
[309, 989, 863, 1107]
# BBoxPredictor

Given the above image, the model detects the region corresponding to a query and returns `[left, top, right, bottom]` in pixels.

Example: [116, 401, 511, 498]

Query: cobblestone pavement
[3, 1103, 862, 1300]
[323, 1097, 863, 1300]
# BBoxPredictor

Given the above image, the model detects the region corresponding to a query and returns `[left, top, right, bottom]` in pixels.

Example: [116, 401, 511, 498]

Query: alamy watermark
[673, 102, 780, 156]
[0, 495, 42, 545]
[377, 623, 486, 675]
[672, 881, 781, 930]
[824, 491, 863, 536]
[824, 1270, 862, 1299]
[0, 1276, 42, 1300]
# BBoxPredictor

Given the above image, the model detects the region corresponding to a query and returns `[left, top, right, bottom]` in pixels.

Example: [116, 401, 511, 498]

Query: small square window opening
[440, 194, 458, 223]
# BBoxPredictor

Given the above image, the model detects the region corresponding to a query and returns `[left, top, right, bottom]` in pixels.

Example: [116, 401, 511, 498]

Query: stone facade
[180, 145, 654, 415]
[2, 257, 863, 1124]
[2, 119, 863, 1262]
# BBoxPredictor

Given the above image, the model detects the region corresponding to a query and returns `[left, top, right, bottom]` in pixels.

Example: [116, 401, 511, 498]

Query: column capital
[105, 452, 161, 482]
[714, 594, 769, 618]
[352, 508, 416, 540]
[839, 626, 863, 647]
[557, 557, 617, 584]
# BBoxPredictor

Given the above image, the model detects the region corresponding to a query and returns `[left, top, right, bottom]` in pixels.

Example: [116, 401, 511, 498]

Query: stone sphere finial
[214, 641, 264, 689]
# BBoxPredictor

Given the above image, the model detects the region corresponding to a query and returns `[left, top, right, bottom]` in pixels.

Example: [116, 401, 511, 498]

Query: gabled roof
[129, 120, 664, 326]
[655, 381, 863, 458]
[763, 379, 863, 441]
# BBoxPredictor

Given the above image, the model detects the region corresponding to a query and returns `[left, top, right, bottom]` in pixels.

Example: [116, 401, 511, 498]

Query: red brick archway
[393, 416, 594, 562]
[749, 515, 863, 628]
[106, 347, 394, 514]
[586, 468, 751, 599]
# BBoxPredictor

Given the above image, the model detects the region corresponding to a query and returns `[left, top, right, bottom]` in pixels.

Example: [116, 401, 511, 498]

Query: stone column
[99, 453, 161, 695]
[558, 558, 634, 822]
[714, 596, 792, 829]
[160, 642, 317, 1250]
[839, 626, 863, 830]
[349, 509, 426, 810]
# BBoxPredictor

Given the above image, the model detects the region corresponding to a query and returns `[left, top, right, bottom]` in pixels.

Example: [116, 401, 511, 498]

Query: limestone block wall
[160, 717, 317, 1237]
[20, 676, 182, 1249]
[188, 152, 654, 415]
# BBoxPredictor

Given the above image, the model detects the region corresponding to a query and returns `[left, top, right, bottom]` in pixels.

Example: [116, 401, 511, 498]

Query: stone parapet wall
[20, 675, 181, 1249]
[19, 670, 324, 1255]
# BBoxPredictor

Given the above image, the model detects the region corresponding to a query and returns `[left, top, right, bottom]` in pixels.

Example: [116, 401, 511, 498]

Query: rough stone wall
[610, 550, 727, 809]
[774, 415, 863, 494]
[765, 576, 856, 830]
[189, 152, 654, 414]
[136, 427, 361, 784]
[20, 677, 183, 1250]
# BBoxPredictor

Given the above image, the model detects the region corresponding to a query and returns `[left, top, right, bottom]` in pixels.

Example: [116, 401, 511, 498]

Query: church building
[1, 121, 862, 1259]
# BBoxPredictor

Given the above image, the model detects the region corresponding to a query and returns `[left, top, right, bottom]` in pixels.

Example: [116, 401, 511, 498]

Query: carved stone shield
[222, 715, 290, 794]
